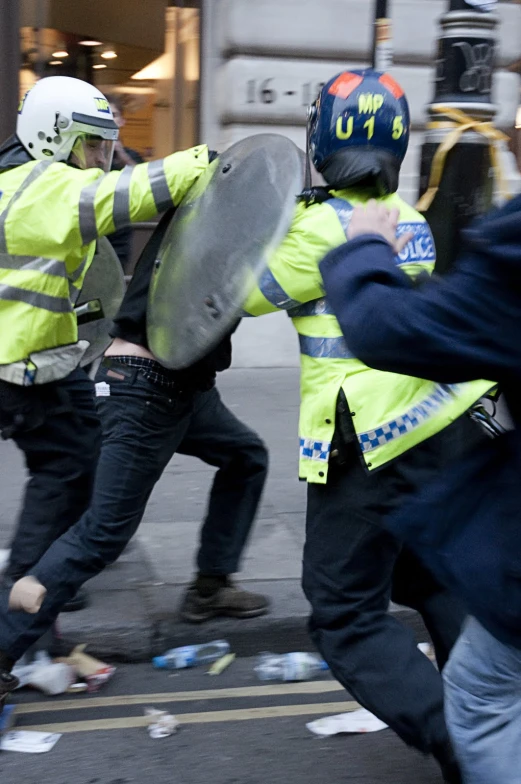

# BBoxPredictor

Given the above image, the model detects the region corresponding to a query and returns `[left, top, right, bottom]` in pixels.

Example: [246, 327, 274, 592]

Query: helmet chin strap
[300, 105, 331, 206]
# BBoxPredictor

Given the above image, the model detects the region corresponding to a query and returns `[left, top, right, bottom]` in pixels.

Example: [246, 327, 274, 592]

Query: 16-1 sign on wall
[217, 58, 365, 124]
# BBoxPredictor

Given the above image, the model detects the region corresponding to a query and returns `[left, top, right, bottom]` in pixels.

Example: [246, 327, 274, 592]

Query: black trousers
[303, 416, 484, 754]
[0, 361, 268, 661]
[0, 368, 101, 581]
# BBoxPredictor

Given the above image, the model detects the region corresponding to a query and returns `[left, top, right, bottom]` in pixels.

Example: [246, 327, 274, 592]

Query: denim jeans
[444, 616, 521, 784]
[0, 361, 268, 661]
[0, 367, 101, 581]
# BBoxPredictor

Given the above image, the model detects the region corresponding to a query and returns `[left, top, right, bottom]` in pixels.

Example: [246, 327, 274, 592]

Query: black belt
[101, 356, 215, 394]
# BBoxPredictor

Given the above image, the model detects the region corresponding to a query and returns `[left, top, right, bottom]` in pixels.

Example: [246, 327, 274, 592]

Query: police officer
[242, 70, 493, 781]
[0, 74, 210, 675]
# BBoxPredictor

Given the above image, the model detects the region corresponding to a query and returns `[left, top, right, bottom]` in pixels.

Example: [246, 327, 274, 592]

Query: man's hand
[347, 200, 413, 256]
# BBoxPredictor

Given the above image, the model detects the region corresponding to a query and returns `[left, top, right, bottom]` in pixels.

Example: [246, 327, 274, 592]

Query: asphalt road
[1, 658, 446, 784]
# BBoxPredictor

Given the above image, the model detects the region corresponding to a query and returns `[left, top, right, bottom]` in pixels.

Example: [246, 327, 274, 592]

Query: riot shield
[76, 237, 126, 366]
[147, 134, 304, 369]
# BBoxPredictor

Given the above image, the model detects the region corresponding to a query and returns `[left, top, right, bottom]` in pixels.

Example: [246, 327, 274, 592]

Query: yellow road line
[20, 700, 360, 734]
[15, 681, 345, 715]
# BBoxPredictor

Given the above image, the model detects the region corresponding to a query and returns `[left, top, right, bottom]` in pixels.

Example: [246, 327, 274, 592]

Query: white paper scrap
[95, 382, 110, 397]
[1, 731, 62, 754]
[306, 708, 388, 737]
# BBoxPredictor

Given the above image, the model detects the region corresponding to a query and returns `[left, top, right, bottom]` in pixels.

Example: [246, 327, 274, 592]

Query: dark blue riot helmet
[307, 69, 410, 195]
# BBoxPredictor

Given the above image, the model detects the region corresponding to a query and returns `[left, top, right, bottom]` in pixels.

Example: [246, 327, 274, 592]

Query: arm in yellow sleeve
[243, 201, 346, 317]
[83, 144, 210, 243]
[9, 146, 210, 258]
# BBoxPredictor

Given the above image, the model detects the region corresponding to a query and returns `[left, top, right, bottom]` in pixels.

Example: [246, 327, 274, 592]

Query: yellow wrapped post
[416, 1, 502, 275]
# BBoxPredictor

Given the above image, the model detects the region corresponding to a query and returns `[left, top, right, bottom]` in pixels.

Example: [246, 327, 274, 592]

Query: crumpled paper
[145, 708, 180, 739]
[306, 708, 388, 737]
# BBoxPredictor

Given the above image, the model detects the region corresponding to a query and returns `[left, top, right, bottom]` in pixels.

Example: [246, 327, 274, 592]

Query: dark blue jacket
[320, 194, 521, 649]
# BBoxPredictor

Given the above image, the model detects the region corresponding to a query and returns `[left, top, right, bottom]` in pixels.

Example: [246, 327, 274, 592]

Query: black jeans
[0, 361, 268, 660]
[0, 368, 101, 581]
[303, 416, 484, 754]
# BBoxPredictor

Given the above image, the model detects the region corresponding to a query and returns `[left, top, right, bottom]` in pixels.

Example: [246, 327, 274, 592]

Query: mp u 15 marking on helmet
[308, 69, 411, 195]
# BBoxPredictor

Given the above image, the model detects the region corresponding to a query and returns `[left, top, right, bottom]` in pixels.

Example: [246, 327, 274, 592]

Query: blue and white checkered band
[299, 437, 331, 463]
[288, 298, 335, 318]
[326, 198, 354, 234]
[396, 223, 436, 266]
[358, 384, 460, 454]
[258, 268, 301, 310]
[299, 334, 355, 360]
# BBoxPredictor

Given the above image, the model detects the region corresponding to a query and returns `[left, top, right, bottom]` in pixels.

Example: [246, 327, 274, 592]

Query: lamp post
[417, 0, 499, 275]
[372, 0, 392, 71]
[0, 0, 20, 143]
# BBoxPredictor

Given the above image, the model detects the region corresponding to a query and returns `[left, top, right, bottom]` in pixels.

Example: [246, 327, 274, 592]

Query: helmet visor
[69, 133, 115, 173]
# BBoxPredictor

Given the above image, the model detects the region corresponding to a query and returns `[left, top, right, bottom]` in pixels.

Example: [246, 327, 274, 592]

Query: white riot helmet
[17, 76, 119, 172]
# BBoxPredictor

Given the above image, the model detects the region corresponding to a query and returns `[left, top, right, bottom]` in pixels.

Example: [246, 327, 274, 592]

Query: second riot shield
[76, 237, 126, 366]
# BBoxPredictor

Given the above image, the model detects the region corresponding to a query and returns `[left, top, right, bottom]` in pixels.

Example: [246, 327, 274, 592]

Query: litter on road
[1, 730, 62, 754]
[306, 708, 388, 737]
[153, 640, 231, 670]
[11, 644, 116, 697]
[145, 708, 180, 739]
[207, 653, 236, 676]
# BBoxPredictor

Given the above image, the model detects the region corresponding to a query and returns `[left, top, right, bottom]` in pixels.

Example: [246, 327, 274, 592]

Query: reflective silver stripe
[147, 160, 174, 212]
[0, 255, 67, 276]
[299, 334, 355, 360]
[69, 254, 89, 284]
[0, 162, 52, 252]
[69, 283, 81, 304]
[258, 268, 301, 310]
[69, 254, 90, 303]
[326, 197, 354, 234]
[0, 283, 73, 313]
[288, 298, 335, 318]
[112, 166, 133, 230]
[34, 258, 67, 277]
[79, 177, 104, 244]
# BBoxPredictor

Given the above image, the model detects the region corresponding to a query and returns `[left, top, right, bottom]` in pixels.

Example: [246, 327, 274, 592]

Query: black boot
[0, 671, 19, 696]
[0, 652, 19, 711]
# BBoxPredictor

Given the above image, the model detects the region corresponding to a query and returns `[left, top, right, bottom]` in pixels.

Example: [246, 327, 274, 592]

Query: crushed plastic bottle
[153, 640, 230, 670]
[254, 652, 329, 682]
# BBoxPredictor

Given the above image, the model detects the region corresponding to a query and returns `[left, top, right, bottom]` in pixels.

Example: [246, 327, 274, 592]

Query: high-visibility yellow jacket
[0, 146, 209, 384]
[243, 190, 493, 482]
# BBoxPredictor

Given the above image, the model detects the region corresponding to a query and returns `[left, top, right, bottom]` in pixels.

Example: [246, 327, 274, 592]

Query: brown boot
[180, 576, 270, 623]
